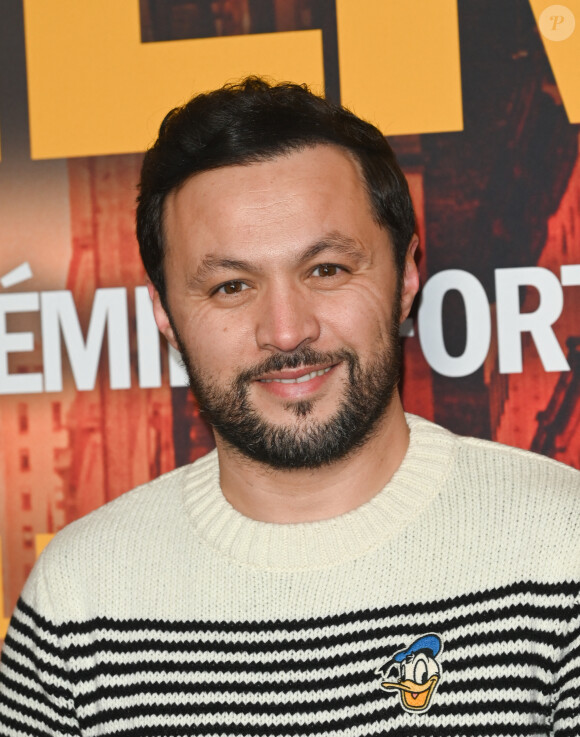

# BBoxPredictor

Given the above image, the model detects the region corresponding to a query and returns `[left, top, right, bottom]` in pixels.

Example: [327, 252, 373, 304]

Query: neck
[214, 394, 409, 523]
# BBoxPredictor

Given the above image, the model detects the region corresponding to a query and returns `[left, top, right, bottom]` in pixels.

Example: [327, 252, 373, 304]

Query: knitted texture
[1, 415, 579, 736]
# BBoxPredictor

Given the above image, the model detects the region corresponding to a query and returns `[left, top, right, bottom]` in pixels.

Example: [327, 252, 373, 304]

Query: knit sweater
[1, 415, 579, 736]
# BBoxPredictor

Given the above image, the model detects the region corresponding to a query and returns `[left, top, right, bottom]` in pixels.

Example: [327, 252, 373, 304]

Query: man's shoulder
[409, 413, 579, 480]
[456, 429, 580, 486]
[18, 449, 219, 620]
[36, 450, 218, 568]
[407, 415, 580, 586]
[408, 412, 580, 519]
[451, 426, 580, 566]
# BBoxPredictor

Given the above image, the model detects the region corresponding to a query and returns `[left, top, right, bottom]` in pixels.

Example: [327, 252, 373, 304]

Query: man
[1, 78, 579, 736]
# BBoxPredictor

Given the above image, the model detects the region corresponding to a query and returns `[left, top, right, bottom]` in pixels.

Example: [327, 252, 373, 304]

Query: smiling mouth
[258, 366, 333, 384]
[401, 684, 434, 710]
[381, 675, 439, 712]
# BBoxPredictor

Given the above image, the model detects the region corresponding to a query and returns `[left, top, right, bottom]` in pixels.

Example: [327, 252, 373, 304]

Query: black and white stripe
[1, 580, 579, 736]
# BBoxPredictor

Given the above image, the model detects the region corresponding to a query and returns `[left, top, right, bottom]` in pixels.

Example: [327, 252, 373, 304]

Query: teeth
[261, 366, 332, 384]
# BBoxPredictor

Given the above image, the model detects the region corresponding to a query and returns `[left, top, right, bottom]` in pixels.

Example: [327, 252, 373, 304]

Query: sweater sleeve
[551, 588, 580, 735]
[0, 567, 81, 736]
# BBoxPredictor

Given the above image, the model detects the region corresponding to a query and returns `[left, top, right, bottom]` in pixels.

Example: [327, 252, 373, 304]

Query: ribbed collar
[182, 414, 457, 571]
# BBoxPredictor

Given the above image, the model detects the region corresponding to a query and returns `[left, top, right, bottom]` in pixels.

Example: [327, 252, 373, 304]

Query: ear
[146, 280, 180, 352]
[399, 234, 420, 323]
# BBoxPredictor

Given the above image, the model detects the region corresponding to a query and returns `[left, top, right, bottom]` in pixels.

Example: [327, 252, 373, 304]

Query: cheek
[175, 304, 257, 369]
[320, 286, 396, 345]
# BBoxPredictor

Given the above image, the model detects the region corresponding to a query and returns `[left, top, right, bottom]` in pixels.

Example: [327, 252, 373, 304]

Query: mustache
[236, 347, 357, 384]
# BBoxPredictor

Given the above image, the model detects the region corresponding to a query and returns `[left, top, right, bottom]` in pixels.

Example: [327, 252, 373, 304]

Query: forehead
[163, 144, 383, 264]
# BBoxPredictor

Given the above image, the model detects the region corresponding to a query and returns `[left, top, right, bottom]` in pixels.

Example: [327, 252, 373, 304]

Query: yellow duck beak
[381, 675, 439, 711]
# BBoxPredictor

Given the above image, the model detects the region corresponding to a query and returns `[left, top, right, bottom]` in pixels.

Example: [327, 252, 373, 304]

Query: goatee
[173, 324, 402, 470]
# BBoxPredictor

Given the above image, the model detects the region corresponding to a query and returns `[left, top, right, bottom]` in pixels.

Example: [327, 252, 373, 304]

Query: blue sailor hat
[393, 634, 442, 663]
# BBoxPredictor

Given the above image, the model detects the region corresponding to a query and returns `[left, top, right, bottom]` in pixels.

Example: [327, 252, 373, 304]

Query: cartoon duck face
[378, 634, 442, 713]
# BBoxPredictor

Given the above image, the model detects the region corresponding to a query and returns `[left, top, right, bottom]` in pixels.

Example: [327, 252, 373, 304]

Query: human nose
[255, 284, 321, 352]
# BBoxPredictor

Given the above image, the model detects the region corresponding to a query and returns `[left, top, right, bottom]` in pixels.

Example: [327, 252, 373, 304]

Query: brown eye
[314, 264, 339, 277]
[218, 281, 246, 295]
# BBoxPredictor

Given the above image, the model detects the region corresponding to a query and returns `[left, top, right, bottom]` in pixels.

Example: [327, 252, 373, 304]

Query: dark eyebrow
[188, 233, 367, 287]
[297, 233, 367, 265]
[188, 256, 257, 287]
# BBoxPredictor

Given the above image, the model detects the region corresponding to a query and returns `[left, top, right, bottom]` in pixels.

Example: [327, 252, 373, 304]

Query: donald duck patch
[378, 633, 443, 713]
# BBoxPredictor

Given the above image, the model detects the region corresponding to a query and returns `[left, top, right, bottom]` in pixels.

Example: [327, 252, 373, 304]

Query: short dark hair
[137, 77, 415, 306]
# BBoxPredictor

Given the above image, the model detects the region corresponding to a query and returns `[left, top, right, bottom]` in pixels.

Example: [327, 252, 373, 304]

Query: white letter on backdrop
[0, 293, 43, 394]
[169, 344, 188, 388]
[495, 267, 568, 374]
[561, 264, 580, 286]
[418, 269, 491, 377]
[41, 288, 131, 391]
[135, 286, 162, 389]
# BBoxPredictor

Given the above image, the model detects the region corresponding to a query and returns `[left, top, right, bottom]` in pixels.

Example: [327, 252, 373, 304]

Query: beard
[172, 314, 403, 470]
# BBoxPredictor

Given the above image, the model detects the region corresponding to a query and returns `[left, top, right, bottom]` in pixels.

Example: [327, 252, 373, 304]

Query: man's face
[153, 145, 418, 468]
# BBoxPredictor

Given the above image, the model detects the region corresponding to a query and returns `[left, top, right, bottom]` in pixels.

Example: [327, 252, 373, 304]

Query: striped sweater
[1, 415, 579, 736]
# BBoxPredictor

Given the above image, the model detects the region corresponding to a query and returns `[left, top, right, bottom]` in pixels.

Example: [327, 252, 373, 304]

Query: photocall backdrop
[0, 0, 579, 638]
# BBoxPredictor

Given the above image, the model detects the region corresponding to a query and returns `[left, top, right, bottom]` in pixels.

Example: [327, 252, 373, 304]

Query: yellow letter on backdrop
[529, 0, 580, 123]
[0, 542, 8, 639]
[336, 0, 463, 135]
[0, 535, 55, 638]
[23, 0, 324, 159]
